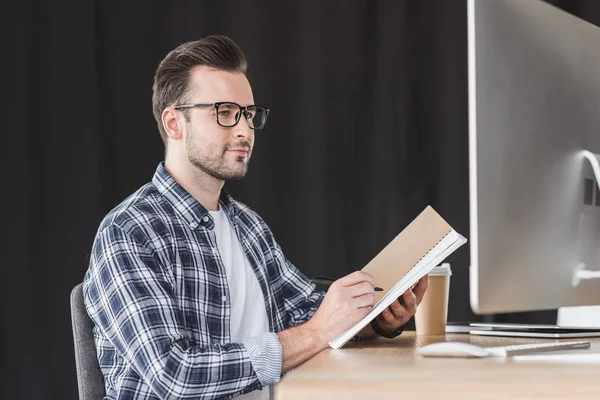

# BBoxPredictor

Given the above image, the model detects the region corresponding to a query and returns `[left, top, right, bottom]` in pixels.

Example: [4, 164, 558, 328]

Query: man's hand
[279, 271, 378, 373]
[307, 271, 377, 347]
[375, 274, 429, 332]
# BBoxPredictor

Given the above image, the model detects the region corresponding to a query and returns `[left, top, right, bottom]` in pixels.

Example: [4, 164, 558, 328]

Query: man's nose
[233, 116, 253, 139]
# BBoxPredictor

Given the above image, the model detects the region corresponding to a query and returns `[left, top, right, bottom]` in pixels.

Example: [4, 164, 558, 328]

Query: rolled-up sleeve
[243, 332, 282, 386]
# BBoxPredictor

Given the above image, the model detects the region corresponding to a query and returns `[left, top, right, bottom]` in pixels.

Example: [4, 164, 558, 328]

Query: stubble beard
[186, 125, 252, 181]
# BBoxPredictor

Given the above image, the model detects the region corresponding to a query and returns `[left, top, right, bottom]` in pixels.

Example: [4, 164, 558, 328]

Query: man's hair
[152, 35, 248, 146]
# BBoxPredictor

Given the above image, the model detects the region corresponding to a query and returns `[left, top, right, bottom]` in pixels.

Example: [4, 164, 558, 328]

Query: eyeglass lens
[217, 103, 267, 129]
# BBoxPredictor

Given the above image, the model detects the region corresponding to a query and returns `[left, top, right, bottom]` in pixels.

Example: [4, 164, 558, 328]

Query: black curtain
[2, 1, 599, 398]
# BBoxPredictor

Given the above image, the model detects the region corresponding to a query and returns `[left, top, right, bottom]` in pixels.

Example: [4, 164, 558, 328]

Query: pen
[311, 276, 383, 291]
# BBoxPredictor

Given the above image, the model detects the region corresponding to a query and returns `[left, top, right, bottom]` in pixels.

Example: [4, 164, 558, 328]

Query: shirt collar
[152, 162, 238, 229]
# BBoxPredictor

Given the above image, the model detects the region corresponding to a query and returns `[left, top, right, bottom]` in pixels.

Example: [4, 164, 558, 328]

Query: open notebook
[329, 206, 467, 349]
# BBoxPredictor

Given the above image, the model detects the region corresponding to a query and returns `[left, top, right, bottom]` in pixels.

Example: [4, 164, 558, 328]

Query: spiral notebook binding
[404, 229, 453, 277]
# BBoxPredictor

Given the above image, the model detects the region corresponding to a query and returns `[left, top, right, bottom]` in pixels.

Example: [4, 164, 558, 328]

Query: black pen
[311, 276, 383, 291]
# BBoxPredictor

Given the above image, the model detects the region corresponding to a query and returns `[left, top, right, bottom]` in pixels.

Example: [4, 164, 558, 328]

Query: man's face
[182, 67, 255, 181]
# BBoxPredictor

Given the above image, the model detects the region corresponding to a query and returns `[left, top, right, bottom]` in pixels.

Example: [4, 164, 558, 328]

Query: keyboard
[486, 340, 590, 357]
[416, 340, 591, 358]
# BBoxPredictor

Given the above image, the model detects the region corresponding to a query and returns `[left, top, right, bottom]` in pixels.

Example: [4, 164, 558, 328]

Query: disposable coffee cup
[415, 263, 451, 335]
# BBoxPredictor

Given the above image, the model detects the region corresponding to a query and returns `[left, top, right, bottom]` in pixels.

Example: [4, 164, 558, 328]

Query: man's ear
[162, 107, 184, 141]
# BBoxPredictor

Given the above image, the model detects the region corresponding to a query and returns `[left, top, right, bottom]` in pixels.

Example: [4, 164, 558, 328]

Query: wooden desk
[275, 332, 600, 399]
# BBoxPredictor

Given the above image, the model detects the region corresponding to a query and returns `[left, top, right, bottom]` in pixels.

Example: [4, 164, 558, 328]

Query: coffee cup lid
[429, 263, 452, 276]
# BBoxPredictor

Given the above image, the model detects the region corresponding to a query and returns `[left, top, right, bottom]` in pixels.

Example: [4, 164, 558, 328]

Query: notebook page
[393, 230, 467, 304]
[362, 206, 453, 303]
[329, 230, 466, 349]
[370, 231, 458, 312]
[376, 230, 465, 307]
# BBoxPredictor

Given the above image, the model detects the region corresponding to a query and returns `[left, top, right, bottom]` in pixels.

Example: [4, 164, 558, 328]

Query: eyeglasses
[174, 102, 270, 130]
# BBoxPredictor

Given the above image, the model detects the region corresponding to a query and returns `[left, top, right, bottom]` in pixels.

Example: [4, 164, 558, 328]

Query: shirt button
[203, 216, 209, 222]
[189, 221, 198, 229]
[222, 296, 227, 302]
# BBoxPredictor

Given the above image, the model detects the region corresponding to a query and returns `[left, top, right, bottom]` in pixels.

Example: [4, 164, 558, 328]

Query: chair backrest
[70, 283, 106, 400]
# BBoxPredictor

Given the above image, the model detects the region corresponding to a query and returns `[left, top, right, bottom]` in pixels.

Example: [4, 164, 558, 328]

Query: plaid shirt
[83, 163, 324, 399]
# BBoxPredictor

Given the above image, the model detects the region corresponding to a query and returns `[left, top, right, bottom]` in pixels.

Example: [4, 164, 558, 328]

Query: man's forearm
[277, 321, 328, 373]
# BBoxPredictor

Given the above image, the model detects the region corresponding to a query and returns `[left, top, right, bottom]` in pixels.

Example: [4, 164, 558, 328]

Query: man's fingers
[413, 275, 429, 305]
[348, 281, 376, 298]
[379, 306, 399, 326]
[353, 292, 375, 309]
[401, 289, 417, 314]
[379, 307, 394, 322]
[336, 271, 376, 289]
[387, 299, 407, 320]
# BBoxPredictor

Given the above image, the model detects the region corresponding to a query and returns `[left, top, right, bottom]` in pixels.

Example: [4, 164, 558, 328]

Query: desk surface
[275, 332, 600, 399]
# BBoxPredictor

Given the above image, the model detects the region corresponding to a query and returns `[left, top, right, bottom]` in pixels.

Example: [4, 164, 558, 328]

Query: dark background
[2, 0, 600, 398]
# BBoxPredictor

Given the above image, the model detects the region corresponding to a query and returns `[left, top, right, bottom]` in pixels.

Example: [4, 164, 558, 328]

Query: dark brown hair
[152, 35, 248, 146]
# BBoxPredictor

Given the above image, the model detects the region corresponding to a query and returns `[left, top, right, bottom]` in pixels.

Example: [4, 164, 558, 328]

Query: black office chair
[70, 283, 106, 400]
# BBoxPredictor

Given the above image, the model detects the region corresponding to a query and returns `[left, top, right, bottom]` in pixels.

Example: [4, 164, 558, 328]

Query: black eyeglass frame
[174, 102, 270, 130]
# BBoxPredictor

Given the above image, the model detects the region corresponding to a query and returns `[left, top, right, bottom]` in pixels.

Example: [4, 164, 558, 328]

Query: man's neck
[164, 155, 223, 212]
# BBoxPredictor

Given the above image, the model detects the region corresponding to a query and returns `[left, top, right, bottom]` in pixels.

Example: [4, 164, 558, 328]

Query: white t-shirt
[209, 208, 271, 400]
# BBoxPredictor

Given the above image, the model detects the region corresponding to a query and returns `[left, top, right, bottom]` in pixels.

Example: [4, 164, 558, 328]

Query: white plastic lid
[429, 263, 452, 276]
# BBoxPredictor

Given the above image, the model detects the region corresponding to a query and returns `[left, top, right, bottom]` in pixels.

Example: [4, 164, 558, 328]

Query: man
[83, 35, 428, 399]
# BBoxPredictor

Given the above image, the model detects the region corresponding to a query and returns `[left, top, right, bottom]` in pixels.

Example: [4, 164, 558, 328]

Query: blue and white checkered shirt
[83, 163, 324, 399]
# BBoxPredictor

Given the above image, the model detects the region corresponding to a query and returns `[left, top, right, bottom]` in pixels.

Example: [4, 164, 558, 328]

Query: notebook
[329, 206, 467, 349]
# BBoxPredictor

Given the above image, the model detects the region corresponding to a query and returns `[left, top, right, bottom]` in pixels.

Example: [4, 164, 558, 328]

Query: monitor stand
[452, 151, 600, 339]
[572, 151, 600, 285]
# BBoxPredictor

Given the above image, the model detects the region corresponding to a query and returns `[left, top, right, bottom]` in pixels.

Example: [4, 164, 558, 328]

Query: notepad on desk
[329, 206, 467, 349]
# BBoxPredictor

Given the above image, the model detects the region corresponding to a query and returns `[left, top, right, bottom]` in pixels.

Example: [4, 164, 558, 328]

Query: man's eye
[246, 111, 255, 119]
[218, 110, 232, 117]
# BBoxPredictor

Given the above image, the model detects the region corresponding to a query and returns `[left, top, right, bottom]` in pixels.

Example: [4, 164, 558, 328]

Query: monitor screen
[468, 0, 600, 314]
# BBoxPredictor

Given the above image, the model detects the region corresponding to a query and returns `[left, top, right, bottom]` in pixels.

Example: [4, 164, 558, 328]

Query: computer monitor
[468, 0, 600, 315]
